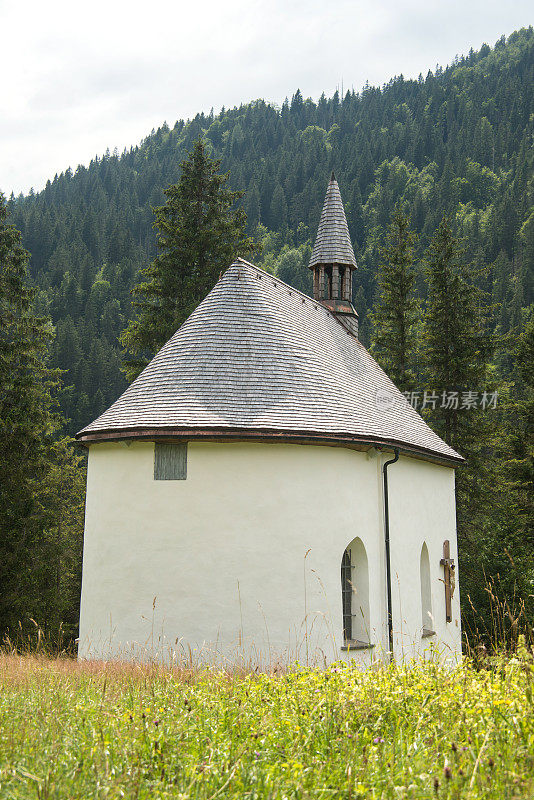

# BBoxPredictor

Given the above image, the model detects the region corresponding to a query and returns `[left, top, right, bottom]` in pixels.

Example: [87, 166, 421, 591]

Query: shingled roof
[309, 173, 357, 269]
[77, 260, 462, 465]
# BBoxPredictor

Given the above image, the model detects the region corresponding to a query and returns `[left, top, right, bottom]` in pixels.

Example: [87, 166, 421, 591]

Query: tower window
[154, 443, 187, 480]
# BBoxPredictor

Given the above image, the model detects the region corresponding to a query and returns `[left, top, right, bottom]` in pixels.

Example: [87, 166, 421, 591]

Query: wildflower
[451, 742, 457, 752]
[373, 737, 384, 744]
[444, 766, 452, 779]
[488, 758, 494, 768]
[433, 777, 440, 794]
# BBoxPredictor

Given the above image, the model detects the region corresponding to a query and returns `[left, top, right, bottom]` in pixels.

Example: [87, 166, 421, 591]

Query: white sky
[0, 0, 532, 196]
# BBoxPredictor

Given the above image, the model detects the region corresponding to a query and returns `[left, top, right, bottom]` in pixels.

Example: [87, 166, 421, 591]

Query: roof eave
[75, 425, 464, 467]
[308, 259, 357, 270]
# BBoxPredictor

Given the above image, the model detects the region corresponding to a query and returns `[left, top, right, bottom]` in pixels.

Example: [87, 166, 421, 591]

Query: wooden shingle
[309, 173, 357, 269]
[76, 260, 463, 466]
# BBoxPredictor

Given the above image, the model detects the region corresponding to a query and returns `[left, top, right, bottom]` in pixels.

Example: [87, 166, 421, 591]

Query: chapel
[76, 174, 462, 665]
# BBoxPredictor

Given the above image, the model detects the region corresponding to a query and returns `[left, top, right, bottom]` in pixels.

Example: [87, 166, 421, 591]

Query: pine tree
[0, 195, 84, 635]
[420, 217, 500, 631]
[474, 116, 495, 168]
[369, 207, 419, 392]
[269, 184, 288, 231]
[120, 138, 254, 381]
[501, 309, 534, 561]
[520, 211, 534, 306]
[245, 182, 261, 232]
[421, 217, 491, 452]
[462, 308, 534, 640]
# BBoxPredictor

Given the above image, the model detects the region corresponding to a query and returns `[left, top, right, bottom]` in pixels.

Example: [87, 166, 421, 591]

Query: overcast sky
[0, 0, 531, 196]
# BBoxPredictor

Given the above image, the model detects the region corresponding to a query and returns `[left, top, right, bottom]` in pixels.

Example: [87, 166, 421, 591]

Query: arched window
[420, 543, 434, 637]
[341, 538, 371, 647]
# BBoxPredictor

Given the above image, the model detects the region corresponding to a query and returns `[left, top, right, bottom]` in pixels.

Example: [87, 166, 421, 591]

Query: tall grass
[0, 643, 532, 799]
[462, 575, 533, 663]
[1, 620, 76, 660]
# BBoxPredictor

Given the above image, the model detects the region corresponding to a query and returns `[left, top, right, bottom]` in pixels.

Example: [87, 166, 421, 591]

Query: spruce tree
[461, 309, 533, 641]
[500, 309, 534, 570]
[421, 217, 498, 633]
[0, 195, 84, 635]
[121, 138, 254, 381]
[421, 217, 491, 453]
[369, 207, 419, 392]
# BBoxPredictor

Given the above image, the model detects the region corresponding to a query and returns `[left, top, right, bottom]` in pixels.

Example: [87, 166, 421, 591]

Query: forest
[1, 27, 533, 643]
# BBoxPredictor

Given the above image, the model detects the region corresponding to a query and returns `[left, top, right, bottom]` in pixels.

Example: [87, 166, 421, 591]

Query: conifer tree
[461, 309, 534, 638]
[269, 184, 288, 231]
[421, 217, 498, 624]
[501, 309, 534, 562]
[421, 217, 491, 453]
[0, 195, 84, 635]
[121, 138, 254, 381]
[245, 183, 261, 232]
[369, 207, 419, 392]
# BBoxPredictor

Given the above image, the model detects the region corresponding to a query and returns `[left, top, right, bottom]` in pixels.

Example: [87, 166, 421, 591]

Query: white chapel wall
[387, 456, 461, 661]
[79, 441, 461, 666]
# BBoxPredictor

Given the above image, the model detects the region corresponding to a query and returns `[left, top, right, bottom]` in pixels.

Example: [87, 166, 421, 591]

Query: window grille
[420, 542, 435, 637]
[341, 548, 352, 642]
[154, 443, 187, 480]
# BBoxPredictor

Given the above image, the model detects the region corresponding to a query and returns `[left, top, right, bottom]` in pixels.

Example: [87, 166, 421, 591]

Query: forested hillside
[7, 27, 534, 436]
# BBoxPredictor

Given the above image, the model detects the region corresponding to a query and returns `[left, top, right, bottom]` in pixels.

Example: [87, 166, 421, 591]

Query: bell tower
[309, 173, 358, 336]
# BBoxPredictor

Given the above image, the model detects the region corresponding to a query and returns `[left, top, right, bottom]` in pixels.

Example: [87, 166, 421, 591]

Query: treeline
[0, 199, 85, 640]
[6, 27, 533, 434]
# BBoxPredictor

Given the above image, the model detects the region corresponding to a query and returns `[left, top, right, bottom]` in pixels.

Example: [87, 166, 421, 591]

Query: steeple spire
[309, 173, 359, 336]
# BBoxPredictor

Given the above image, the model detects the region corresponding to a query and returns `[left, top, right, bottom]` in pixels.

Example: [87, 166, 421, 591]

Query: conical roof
[77, 260, 462, 465]
[309, 173, 357, 269]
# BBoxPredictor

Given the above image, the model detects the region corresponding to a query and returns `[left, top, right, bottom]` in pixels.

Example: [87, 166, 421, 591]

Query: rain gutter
[382, 448, 399, 662]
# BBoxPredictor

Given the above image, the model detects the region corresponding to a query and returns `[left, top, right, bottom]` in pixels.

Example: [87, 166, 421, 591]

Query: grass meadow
[0, 644, 533, 799]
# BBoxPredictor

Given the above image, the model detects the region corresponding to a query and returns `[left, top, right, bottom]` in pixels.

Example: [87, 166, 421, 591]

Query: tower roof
[77, 260, 462, 466]
[309, 173, 357, 269]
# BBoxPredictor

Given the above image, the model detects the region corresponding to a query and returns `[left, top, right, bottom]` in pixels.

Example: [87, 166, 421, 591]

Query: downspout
[383, 448, 399, 662]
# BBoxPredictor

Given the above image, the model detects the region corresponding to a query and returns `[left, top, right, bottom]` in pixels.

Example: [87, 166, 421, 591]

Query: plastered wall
[78, 441, 461, 666]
